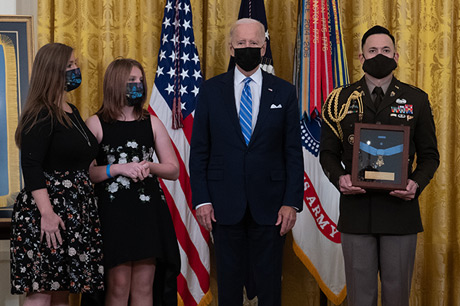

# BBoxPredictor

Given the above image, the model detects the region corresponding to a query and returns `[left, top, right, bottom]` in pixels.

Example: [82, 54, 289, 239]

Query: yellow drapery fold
[37, 0, 459, 305]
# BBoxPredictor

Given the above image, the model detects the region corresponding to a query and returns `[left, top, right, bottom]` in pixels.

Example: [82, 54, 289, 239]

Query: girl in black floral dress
[86, 58, 180, 306]
[10, 43, 104, 305]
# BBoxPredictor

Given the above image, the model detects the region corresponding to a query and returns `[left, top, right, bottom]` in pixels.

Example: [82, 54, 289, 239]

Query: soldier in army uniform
[320, 25, 439, 306]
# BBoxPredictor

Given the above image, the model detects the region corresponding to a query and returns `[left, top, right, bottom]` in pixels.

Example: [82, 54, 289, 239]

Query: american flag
[148, 1, 211, 305]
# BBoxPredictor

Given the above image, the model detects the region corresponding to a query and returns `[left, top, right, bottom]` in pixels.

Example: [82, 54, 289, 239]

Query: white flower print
[98, 265, 104, 274]
[27, 250, 33, 259]
[51, 282, 60, 290]
[107, 155, 116, 164]
[116, 176, 130, 187]
[20, 267, 26, 273]
[68, 247, 76, 256]
[108, 182, 119, 193]
[139, 194, 150, 202]
[132, 156, 140, 163]
[119, 152, 128, 164]
[32, 282, 39, 290]
[63, 180, 72, 188]
[79, 254, 88, 262]
[127, 141, 138, 148]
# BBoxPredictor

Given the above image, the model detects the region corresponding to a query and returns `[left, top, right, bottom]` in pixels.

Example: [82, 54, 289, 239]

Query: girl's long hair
[97, 58, 148, 123]
[15, 43, 73, 146]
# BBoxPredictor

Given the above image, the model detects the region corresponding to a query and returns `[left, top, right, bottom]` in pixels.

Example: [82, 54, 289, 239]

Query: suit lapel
[356, 77, 375, 112]
[359, 76, 403, 114]
[250, 71, 275, 145]
[221, 69, 247, 145]
[378, 77, 403, 112]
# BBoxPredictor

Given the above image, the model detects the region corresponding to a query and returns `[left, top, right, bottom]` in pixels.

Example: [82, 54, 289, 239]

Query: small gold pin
[390, 91, 395, 97]
[395, 85, 400, 89]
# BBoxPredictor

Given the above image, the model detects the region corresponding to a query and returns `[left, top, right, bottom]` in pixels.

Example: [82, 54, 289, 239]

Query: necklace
[68, 112, 92, 147]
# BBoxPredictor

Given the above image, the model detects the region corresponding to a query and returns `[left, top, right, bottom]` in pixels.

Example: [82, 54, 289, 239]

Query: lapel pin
[390, 91, 395, 97]
[268, 88, 273, 92]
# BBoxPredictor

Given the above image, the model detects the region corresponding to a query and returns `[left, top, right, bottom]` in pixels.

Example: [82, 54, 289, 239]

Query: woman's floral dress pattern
[10, 170, 104, 294]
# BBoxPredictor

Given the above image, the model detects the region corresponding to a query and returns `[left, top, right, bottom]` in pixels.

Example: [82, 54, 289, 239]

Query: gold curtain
[37, 0, 459, 305]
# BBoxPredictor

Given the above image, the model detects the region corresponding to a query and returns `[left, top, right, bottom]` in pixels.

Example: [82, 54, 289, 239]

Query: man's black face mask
[362, 53, 397, 79]
[233, 47, 261, 72]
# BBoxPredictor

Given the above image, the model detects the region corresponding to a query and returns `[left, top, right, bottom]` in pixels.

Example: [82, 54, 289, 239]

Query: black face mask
[65, 68, 82, 92]
[362, 54, 397, 79]
[126, 82, 144, 106]
[233, 47, 261, 72]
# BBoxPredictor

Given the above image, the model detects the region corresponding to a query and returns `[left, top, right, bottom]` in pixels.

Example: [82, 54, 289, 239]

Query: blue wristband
[106, 164, 112, 178]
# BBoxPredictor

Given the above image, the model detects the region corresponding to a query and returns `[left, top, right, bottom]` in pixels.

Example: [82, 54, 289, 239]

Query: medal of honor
[359, 142, 403, 169]
[376, 155, 385, 167]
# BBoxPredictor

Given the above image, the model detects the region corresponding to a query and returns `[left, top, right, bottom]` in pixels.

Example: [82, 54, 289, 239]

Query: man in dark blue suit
[190, 18, 304, 306]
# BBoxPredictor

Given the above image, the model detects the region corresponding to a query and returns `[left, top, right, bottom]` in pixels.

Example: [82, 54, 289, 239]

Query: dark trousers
[213, 208, 285, 306]
[341, 233, 417, 306]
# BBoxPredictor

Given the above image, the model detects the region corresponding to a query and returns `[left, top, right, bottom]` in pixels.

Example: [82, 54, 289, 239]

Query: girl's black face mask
[362, 54, 397, 79]
[126, 82, 144, 106]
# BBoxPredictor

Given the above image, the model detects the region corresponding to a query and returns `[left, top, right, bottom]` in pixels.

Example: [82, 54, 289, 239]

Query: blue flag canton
[301, 114, 321, 157]
[154, 0, 202, 119]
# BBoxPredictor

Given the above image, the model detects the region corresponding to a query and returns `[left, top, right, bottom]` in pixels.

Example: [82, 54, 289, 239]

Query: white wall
[0, 0, 16, 14]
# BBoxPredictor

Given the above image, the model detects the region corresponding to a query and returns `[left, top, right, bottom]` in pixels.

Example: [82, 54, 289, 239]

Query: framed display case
[351, 123, 410, 190]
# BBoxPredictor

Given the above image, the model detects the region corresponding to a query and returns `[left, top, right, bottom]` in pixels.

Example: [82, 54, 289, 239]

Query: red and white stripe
[149, 85, 211, 306]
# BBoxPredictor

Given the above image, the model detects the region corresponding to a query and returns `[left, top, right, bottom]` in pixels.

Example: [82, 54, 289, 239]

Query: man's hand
[196, 205, 216, 232]
[339, 174, 366, 195]
[390, 179, 418, 201]
[276, 206, 297, 236]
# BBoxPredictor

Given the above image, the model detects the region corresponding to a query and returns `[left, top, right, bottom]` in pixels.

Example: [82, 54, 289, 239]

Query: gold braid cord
[322, 88, 363, 142]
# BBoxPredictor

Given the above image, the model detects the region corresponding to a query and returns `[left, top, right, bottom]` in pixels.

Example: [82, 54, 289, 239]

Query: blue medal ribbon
[359, 142, 403, 157]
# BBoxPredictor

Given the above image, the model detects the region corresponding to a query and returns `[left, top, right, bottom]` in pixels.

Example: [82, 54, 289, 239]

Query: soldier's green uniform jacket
[320, 76, 439, 234]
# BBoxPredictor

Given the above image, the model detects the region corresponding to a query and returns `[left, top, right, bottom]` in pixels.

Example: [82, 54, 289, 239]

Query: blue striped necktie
[240, 77, 253, 145]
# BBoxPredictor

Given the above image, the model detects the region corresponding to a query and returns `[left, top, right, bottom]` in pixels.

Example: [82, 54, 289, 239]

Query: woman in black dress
[86, 58, 180, 306]
[10, 43, 104, 305]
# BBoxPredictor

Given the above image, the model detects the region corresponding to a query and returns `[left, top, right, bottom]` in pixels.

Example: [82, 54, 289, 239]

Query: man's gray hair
[229, 18, 266, 44]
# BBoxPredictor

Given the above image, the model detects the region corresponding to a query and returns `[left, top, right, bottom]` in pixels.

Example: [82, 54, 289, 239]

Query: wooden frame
[351, 123, 410, 190]
[0, 15, 34, 239]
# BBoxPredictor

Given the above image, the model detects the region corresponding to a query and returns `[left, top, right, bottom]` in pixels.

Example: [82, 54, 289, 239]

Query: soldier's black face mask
[362, 54, 397, 79]
[233, 47, 261, 72]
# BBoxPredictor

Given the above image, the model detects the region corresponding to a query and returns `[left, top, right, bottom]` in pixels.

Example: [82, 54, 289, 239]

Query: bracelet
[106, 164, 112, 178]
